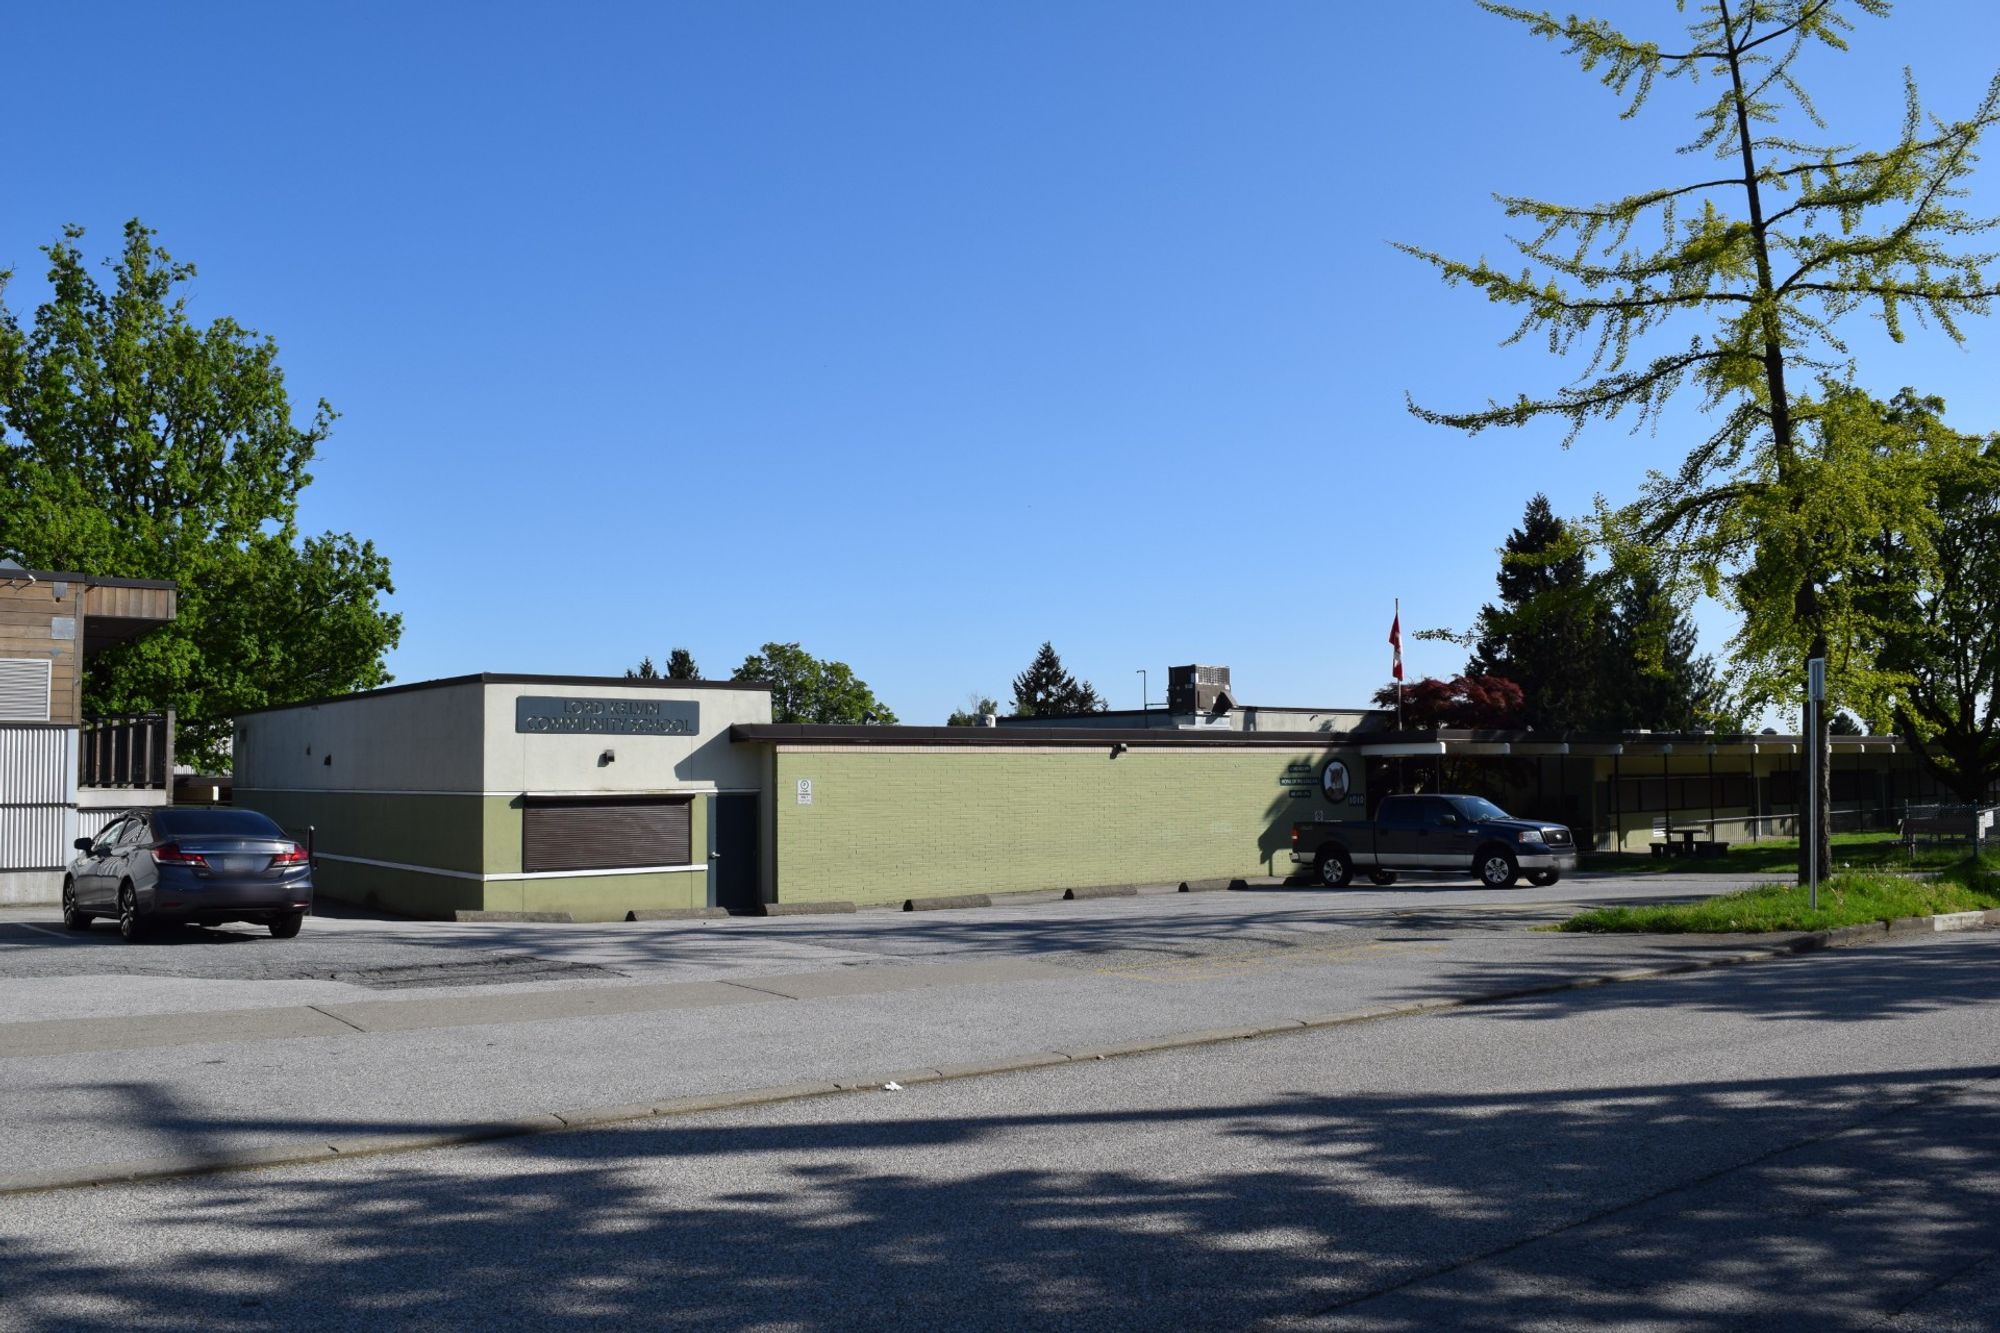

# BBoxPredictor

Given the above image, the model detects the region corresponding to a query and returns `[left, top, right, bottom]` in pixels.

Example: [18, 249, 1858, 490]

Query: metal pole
[1808, 657, 1825, 909]
[1707, 747, 1717, 836]
[1612, 750, 1623, 855]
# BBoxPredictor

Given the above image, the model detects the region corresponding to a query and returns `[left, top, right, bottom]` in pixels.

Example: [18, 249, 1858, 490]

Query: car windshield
[154, 809, 284, 839]
[1451, 796, 1513, 823]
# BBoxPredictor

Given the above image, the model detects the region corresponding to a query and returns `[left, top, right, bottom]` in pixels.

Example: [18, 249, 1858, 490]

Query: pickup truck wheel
[1368, 870, 1397, 886]
[1314, 847, 1353, 888]
[1477, 849, 1520, 889]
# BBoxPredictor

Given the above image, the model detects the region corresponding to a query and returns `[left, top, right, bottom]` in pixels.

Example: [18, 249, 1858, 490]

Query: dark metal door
[712, 794, 759, 914]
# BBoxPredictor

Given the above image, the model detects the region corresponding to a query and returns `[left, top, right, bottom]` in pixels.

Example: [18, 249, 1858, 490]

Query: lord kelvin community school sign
[514, 696, 700, 736]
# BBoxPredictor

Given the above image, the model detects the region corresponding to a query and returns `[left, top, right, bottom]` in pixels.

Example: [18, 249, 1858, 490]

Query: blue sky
[5, 2, 1996, 722]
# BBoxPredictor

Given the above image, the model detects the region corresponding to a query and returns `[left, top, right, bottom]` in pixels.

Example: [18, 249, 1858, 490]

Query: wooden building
[0, 565, 177, 903]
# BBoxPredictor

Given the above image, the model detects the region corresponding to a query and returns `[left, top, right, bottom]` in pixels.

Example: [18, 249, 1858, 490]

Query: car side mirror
[73, 837, 94, 851]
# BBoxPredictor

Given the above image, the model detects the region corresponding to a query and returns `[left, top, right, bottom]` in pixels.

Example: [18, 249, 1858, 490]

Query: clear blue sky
[5, 2, 1996, 722]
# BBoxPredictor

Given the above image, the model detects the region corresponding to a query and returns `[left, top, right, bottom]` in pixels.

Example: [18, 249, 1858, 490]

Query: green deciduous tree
[0, 221, 399, 770]
[1010, 643, 1105, 717]
[731, 642, 896, 724]
[1864, 392, 2000, 803]
[1403, 2, 2000, 879]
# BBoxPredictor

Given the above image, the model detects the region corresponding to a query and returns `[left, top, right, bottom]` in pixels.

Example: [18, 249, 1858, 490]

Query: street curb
[453, 911, 575, 923]
[4, 911, 1990, 1198]
[1063, 885, 1138, 901]
[903, 894, 993, 912]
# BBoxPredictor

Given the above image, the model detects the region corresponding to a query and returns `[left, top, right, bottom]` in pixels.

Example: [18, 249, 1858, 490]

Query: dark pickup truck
[1291, 793, 1577, 889]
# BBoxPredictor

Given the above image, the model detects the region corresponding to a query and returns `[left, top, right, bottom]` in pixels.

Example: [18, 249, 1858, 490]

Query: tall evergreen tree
[1010, 642, 1105, 717]
[1601, 567, 1729, 732]
[1403, 2, 2000, 881]
[665, 647, 701, 681]
[1466, 495, 1608, 730]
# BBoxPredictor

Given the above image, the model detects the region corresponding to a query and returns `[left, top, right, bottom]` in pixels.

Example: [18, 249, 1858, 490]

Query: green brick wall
[771, 745, 1360, 906]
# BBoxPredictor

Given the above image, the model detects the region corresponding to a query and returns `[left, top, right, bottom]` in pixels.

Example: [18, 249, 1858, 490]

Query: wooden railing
[79, 713, 171, 789]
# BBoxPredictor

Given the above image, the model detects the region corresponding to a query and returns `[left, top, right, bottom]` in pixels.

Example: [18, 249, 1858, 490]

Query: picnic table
[1650, 826, 1731, 858]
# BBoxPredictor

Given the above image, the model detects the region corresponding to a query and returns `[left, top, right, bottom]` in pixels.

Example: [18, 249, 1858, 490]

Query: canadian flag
[1389, 608, 1404, 682]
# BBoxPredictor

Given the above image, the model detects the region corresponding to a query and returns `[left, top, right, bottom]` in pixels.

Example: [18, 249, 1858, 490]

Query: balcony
[79, 712, 172, 791]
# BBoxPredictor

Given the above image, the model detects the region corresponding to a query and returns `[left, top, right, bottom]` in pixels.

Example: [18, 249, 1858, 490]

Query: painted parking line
[0, 923, 90, 945]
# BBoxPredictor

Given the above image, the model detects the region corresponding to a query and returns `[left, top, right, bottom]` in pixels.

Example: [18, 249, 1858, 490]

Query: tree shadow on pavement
[1387, 934, 2000, 1026]
[3, 1053, 1998, 1331]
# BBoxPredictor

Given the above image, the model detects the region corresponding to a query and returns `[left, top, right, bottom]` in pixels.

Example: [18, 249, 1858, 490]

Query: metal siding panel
[75, 807, 121, 844]
[522, 801, 692, 873]
[0, 726, 72, 803]
[0, 807, 66, 871]
[0, 726, 77, 871]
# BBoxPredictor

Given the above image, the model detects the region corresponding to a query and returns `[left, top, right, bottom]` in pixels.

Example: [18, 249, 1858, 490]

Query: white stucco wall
[234, 677, 775, 797]
[481, 681, 770, 793]
[234, 681, 487, 793]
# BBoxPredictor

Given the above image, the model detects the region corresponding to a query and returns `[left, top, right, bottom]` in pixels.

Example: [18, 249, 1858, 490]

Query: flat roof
[237, 672, 772, 717]
[734, 723, 1365, 748]
[733, 723, 1904, 750]
[999, 703, 1382, 723]
[0, 568, 177, 591]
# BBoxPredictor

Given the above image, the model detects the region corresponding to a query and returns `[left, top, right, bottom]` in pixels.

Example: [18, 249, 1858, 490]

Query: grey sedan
[64, 807, 314, 942]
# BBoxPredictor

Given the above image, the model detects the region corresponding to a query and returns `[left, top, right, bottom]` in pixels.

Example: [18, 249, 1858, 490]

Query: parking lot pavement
[0, 869, 1777, 1006]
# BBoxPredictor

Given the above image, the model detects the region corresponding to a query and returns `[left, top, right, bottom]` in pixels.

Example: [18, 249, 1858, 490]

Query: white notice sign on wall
[796, 778, 813, 806]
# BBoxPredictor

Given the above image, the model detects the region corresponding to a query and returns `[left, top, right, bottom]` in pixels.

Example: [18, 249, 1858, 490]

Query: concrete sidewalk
[10, 876, 1957, 1187]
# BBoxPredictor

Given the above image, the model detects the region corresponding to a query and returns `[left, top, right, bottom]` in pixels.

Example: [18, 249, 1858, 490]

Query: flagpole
[1394, 598, 1405, 795]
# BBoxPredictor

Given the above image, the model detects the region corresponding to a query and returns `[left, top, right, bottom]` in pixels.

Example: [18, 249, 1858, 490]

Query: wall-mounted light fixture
[599, 749, 617, 766]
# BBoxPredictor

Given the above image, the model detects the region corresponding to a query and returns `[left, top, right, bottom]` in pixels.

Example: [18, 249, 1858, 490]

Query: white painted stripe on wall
[311, 851, 706, 882]
[237, 787, 755, 798]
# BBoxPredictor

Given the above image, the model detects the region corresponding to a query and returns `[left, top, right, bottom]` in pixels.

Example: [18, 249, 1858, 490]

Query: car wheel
[62, 879, 92, 931]
[1478, 849, 1520, 889]
[1314, 847, 1353, 888]
[117, 884, 148, 943]
[1368, 870, 1397, 886]
[268, 913, 304, 940]
[1527, 870, 1558, 887]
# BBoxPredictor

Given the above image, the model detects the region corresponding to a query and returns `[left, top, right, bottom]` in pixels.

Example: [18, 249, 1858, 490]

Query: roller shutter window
[521, 798, 692, 873]
[0, 659, 51, 722]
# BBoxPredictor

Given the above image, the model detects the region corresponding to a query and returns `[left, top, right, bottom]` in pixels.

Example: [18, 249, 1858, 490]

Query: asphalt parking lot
[0, 869, 1778, 995]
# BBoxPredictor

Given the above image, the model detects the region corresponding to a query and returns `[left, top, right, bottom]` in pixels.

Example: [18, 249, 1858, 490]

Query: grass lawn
[1557, 860, 2000, 934]
[1576, 831, 1967, 877]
